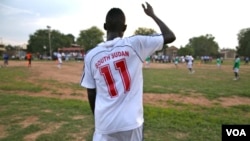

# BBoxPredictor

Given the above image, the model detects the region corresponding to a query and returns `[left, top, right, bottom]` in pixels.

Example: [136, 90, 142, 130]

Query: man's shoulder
[84, 46, 104, 59]
[126, 34, 162, 40]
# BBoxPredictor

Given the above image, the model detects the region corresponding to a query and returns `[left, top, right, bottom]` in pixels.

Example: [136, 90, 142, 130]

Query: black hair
[104, 8, 126, 32]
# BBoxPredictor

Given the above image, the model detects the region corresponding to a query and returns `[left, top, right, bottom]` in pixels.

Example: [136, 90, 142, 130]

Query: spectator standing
[244, 56, 249, 65]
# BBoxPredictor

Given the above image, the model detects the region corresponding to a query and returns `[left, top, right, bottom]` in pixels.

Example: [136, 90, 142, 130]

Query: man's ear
[122, 24, 127, 32]
[104, 23, 107, 30]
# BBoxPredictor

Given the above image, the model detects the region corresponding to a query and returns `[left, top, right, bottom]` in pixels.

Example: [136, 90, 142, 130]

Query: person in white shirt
[80, 2, 175, 141]
[57, 51, 63, 69]
[187, 55, 195, 73]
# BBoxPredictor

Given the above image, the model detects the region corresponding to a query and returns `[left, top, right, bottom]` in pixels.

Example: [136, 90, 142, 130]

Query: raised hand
[141, 1, 176, 44]
[142, 2, 155, 17]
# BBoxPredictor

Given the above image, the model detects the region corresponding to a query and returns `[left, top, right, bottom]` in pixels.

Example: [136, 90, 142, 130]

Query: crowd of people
[1, 50, 84, 69]
[51, 51, 84, 61]
[143, 54, 244, 79]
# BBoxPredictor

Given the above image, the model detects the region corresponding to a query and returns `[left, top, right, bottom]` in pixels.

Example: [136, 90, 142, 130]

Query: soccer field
[0, 60, 250, 140]
[3, 60, 250, 105]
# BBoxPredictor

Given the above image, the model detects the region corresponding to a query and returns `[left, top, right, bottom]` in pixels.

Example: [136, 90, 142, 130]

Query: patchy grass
[143, 62, 250, 99]
[0, 94, 93, 141]
[0, 60, 250, 141]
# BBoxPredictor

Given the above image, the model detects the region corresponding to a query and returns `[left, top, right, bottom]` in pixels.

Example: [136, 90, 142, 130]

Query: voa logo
[226, 129, 246, 136]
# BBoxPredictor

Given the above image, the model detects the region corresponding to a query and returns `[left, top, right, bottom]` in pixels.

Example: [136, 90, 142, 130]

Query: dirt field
[6, 60, 250, 107]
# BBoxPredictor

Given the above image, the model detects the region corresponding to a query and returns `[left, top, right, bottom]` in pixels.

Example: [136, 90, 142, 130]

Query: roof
[167, 46, 178, 51]
[0, 48, 6, 51]
[58, 47, 84, 52]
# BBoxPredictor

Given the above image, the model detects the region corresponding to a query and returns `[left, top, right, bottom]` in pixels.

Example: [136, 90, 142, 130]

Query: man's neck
[106, 32, 123, 41]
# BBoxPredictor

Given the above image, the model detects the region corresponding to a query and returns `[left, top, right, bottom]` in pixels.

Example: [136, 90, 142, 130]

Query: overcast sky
[0, 0, 249, 49]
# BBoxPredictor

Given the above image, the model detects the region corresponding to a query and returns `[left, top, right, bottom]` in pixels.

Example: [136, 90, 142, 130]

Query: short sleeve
[80, 55, 96, 89]
[129, 35, 164, 60]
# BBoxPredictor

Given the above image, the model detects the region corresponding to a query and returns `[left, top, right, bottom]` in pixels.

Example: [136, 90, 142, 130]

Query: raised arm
[142, 2, 176, 44]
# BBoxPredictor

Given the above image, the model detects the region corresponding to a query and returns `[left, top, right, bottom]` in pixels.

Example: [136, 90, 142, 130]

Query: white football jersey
[80, 35, 163, 134]
[57, 53, 62, 63]
[187, 55, 193, 65]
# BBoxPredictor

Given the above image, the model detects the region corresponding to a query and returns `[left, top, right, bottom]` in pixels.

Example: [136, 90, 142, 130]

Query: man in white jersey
[57, 51, 63, 69]
[187, 55, 195, 73]
[80, 2, 175, 141]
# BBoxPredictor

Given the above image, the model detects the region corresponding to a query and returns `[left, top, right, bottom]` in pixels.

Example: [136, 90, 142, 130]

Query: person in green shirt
[233, 55, 240, 80]
[216, 56, 222, 69]
[144, 56, 151, 68]
[174, 56, 179, 68]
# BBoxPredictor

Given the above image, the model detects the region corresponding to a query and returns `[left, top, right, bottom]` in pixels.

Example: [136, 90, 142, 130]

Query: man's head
[104, 8, 126, 33]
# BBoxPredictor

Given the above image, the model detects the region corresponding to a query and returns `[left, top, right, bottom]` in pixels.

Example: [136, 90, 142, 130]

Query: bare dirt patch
[24, 122, 64, 141]
[20, 116, 39, 128]
[72, 115, 85, 120]
[7, 61, 250, 107]
[143, 93, 213, 107]
[0, 125, 7, 139]
[143, 93, 250, 107]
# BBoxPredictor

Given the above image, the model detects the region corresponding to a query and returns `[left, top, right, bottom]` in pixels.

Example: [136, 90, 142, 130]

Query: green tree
[66, 34, 75, 44]
[76, 26, 104, 52]
[5, 44, 16, 51]
[49, 30, 72, 51]
[237, 28, 250, 56]
[178, 46, 194, 56]
[27, 30, 48, 53]
[134, 27, 156, 35]
[27, 29, 73, 54]
[185, 34, 219, 57]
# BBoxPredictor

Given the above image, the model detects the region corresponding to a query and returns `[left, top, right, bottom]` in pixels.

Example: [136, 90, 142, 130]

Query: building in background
[0, 44, 6, 56]
[57, 44, 85, 61]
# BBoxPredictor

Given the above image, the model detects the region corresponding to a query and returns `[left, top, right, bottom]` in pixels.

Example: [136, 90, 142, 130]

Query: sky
[0, 0, 249, 49]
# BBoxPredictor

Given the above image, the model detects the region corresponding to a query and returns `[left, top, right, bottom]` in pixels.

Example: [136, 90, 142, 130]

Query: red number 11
[100, 58, 131, 98]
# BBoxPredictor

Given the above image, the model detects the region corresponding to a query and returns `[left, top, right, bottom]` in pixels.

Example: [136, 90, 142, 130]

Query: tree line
[8, 26, 250, 58]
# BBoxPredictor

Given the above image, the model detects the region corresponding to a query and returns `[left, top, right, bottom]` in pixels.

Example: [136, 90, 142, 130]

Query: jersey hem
[95, 122, 144, 134]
